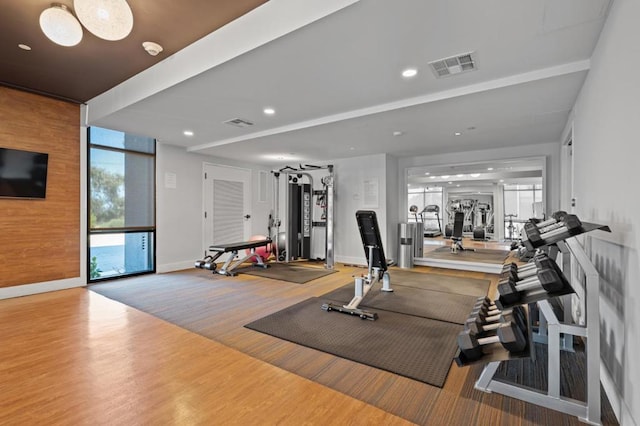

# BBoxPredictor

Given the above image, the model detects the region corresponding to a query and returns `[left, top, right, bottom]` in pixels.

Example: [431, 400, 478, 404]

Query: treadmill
[421, 205, 442, 237]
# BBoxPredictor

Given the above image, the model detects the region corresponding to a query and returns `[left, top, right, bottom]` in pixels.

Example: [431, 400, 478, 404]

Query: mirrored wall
[406, 158, 545, 249]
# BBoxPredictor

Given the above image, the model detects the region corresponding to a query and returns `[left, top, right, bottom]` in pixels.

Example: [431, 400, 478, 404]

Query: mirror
[406, 158, 544, 258]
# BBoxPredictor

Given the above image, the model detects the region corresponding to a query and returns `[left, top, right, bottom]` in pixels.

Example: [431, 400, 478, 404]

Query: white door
[203, 164, 252, 255]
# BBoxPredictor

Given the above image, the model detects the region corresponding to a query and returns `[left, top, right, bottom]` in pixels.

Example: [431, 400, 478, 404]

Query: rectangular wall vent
[429, 52, 477, 78]
[223, 118, 254, 128]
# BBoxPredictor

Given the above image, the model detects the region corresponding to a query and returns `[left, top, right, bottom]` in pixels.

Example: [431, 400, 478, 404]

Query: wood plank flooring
[0, 257, 619, 425]
[0, 288, 409, 425]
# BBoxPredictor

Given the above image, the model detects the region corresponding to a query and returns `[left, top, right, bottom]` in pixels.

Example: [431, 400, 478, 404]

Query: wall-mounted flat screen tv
[0, 147, 49, 199]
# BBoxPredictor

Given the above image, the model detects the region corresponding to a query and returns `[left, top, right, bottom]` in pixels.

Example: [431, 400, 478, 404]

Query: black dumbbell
[471, 302, 500, 318]
[465, 305, 528, 336]
[194, 255, 213, 268]
[468, 306, 501, 326]
[501, 252, 549, 276]
[498, 257, 556, 286]
[531, 211, 568, 229]
[457, 321, 527, 361]
[471, 299, 500, 318]
[523, 214, 582, 247]
[497, 267, 563, 305]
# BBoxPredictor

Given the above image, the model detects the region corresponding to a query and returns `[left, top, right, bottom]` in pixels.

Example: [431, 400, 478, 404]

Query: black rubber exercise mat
[234, 262, 336, 283]
[387, 269, 490, 297]
[321, 282, 480, 325]
[245, 296, 462, 387]
[426, 247, 510, 264]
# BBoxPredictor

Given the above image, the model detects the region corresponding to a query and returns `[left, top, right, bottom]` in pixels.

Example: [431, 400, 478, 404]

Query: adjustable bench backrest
[452, 211, 464, 239]
[356, 210, 387, 272]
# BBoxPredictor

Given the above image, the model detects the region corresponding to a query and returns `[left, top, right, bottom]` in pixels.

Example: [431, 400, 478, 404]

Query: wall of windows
[88, 127, 156, 281]
[503, 183, 543, 239]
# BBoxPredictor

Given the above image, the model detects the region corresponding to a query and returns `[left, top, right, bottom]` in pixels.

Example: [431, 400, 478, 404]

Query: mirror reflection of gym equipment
[444, 195, 494, 241]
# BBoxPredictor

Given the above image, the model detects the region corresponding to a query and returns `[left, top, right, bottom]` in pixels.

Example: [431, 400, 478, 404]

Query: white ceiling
[87, 0, 611, 166]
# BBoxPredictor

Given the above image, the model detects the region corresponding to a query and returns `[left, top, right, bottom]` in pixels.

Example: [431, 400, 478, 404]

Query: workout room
[1, 1, 637, 425]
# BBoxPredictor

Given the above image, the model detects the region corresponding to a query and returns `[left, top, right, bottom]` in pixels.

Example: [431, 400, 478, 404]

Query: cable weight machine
[271, 164, 335, 269]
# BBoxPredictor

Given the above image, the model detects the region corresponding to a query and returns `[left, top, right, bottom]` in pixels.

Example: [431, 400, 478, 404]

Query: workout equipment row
[459, 217, 612, 424]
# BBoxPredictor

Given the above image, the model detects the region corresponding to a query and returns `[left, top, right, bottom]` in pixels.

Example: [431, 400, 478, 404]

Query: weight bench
[199, 239, 271, 276]
[451, 211, 474, 253]
[321, 210, 392, 320]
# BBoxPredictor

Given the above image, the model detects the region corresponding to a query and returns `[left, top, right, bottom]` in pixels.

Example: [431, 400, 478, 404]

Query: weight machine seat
[356, 210, 388, 272]
[208, 239, 271, 253]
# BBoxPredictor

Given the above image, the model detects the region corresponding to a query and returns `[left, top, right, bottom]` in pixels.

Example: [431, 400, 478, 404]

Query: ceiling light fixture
[429, 176, 436, 179]
[454, 132, 462, 136]
[18, 44, 32, 51]
[424, 172, 430, 176]
[487, 167, 494, 171]
[470, 173, 481, 178]
[74, 0, 133, 41]
[263, 107, 276, 115]
[183, 130, 194, 136]
[456, 174, 464, 177]
[393, 130, 404, 136]
[402, 68, 418, 78]
[39, 4, 84, 47]
[441, 175, 450, 179]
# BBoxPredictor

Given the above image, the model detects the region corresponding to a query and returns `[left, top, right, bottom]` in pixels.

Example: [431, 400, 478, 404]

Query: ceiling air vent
[223, 118, 254, 128]
[429, 52, 477, 78]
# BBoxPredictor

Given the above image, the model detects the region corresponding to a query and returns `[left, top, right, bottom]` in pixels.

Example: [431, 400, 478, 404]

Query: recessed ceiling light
[429, 176, 436, 179]
[349, 147, 355, 151]
[448, 181, 453, 184]
[18, 44, 32, 51]
[183, 130, 194, 136]
[454, 132, 461, 136]
[263, 107, 275, 115]
[441, 175, 450, 179]
[424, 172, 430, 176]
[402, 68, 418, 78]
[499, 179, 504, 183]
[393, 130, 404, 136]
[487, 167, 494, 171]
[456, 174, 464, 177]
[456, 184, 460, 187]
[470, 173, 481, 178]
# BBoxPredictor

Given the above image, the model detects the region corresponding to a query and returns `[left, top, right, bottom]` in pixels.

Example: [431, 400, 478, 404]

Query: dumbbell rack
[473, 236, 603, 425]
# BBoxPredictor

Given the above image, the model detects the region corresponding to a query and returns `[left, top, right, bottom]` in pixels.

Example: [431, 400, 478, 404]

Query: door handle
[244, 214, 251, 220]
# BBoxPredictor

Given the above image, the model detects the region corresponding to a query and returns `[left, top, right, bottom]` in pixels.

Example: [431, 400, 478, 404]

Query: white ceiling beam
[188, 59, 590, 153]
[85, 0, 360, 125]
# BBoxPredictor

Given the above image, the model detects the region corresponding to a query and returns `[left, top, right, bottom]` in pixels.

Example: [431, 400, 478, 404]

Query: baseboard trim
[157, 260, 195, 273]
[0, 277, 85, 300]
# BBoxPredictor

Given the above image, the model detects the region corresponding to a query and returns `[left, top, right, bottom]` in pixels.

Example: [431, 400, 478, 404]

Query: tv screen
[0, 147, 49, 199]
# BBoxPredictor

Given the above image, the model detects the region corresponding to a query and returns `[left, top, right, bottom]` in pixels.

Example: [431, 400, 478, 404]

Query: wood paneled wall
[0, 86, 80, 288]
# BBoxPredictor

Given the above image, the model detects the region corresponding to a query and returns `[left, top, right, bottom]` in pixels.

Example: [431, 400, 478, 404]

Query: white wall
[331, 153, 389, 265]
[569, 1, 640, 424]
[385, 154, 400, 261]
[156, 144, 271, 272]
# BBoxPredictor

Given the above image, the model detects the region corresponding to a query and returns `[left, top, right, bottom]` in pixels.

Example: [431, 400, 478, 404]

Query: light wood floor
[0, 262, 618, 425]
